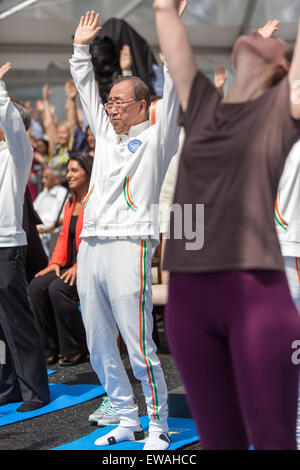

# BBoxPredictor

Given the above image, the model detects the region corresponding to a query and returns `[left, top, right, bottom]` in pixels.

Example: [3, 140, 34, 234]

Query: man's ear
[139, 99, 147, 118]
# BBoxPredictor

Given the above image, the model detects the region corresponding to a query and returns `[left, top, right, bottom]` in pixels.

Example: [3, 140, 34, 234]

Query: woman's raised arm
[290, 20, 300, 119]
[153, 0, 197, 112]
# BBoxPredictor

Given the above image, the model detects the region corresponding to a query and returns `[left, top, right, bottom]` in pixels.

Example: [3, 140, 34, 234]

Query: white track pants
[77, 237, 168, 432]
[283, 256, 300, 449]
[284, 256, 300, 312]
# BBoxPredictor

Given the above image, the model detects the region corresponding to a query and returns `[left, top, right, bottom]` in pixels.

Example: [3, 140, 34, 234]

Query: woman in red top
[29, 153, 94, 366]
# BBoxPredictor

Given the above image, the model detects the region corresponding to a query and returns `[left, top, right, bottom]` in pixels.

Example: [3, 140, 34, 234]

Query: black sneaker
[17, 400, 49, 412]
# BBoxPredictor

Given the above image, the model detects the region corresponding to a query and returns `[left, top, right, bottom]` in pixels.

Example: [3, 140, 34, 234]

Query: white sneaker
[143, 432, 170, 450]
[95, 426, 144, 446]
[88, 397, 120, 425]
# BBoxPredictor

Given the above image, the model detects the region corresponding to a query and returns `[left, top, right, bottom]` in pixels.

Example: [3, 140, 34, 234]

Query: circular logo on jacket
[128, 139, 142, 153]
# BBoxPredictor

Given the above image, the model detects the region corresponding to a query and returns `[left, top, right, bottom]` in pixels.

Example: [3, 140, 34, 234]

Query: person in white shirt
[275, 139, 300, 312]
[274, 140, 300, 451]
[0, 62, 49, 412]
[33, 167, 68, 257]
[70, 10, 182, 450]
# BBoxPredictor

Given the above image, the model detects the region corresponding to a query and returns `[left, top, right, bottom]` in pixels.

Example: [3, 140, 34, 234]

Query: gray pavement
[0, 318, 201, 452]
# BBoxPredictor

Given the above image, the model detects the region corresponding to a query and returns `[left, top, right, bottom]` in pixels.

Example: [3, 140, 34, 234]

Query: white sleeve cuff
[0, 80, 6, 92]
[72, 43, 91, 57]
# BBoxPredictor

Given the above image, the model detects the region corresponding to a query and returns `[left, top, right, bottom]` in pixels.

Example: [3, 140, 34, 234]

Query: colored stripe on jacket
[274, 195, 288, 230]
[83, 185, 95, 209]
[123, 177, 138, 212]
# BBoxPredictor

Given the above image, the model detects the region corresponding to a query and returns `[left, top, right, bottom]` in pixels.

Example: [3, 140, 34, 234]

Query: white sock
[143, 431, 170, 450]
[94, 425, 144, 446]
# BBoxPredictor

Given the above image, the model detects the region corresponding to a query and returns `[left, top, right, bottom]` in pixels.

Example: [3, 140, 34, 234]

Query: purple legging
[165, 270, 300, 450]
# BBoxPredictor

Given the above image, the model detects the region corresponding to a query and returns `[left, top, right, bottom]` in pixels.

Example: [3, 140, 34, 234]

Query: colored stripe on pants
[295, 258, 300, 287]
[139, 240, 160, 421]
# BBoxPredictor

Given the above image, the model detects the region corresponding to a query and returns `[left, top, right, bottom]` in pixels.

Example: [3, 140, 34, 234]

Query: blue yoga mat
[0, 383, 105, 427]
[53, 416, 199, 450]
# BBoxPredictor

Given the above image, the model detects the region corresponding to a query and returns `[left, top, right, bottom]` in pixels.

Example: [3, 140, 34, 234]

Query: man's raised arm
[69, 11, 108, 137]
[290, 20, 300, 119]
[0, 62, 33, 169]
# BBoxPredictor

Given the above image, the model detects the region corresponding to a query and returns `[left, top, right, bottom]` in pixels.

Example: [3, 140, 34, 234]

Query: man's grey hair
[12, 102, 31, 131]
[112, 76, 151, 117]
[50, 167, 61, 181]
[45, 165, 62, 182]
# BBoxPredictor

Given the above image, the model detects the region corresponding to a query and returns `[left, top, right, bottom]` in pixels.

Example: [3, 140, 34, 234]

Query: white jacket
[0, 80, 33, 247]
[69, 44, 180, 242]
[275, 139, 300, 256]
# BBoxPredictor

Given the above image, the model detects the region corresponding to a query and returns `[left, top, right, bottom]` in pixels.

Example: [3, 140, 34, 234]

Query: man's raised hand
[0, 62, 12, 81]
[74, 11, 102, 45]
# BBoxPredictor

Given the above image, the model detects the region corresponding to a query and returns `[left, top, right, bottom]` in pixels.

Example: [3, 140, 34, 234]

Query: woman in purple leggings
[154, 0, 300, 450]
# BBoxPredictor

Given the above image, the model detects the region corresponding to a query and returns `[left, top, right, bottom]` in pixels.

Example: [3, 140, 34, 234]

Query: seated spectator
[33, 167, 68, 257]
[28, 138, 50, 201]
[85, 125, 95, 156]
[35, 138, 49, 163]
[28, 153, 93, 367]
[72, 124, 95, 157]
[40, 84, 73, 182]
[65, 80, 95, 156]
[24, 100, 45, 140]
[48, 121, 73, 181]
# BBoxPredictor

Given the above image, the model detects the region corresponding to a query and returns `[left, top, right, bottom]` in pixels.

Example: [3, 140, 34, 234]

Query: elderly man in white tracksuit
[70, 11, 181, 450]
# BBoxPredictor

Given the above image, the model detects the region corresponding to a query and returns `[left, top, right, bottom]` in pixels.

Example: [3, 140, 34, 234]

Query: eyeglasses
[104, 100, 139, 111]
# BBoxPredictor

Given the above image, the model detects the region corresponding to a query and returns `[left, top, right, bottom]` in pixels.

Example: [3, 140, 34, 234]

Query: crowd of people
[0, 0, 300, 451]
